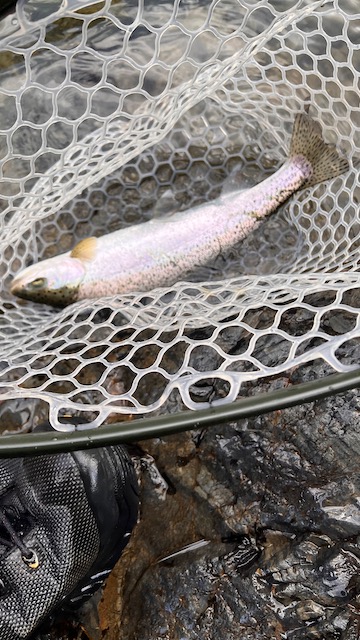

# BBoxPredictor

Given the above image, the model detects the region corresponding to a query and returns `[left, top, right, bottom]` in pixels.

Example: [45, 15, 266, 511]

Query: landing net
[0, 0, 358, 430]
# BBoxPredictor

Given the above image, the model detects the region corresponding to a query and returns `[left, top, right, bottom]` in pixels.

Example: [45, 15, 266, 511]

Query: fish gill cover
[0, 0, 358, 430]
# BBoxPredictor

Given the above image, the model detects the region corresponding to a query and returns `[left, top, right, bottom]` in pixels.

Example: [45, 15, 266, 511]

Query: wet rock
[20, 363, 360, 639]
[112, 377, 360, 640]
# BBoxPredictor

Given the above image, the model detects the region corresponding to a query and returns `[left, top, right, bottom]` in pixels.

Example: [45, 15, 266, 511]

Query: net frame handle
[0, 367, 359, 457]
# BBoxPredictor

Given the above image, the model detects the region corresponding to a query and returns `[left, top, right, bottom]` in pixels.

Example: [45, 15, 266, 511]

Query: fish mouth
[10, 277, 26, 297]
[10, 276, 48, 297]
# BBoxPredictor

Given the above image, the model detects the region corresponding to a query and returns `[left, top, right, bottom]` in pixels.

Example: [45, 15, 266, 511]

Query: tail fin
[290, 113, 349, 187]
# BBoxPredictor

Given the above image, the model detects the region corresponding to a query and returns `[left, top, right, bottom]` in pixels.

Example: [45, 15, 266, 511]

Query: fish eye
[28, 278, 47, 290]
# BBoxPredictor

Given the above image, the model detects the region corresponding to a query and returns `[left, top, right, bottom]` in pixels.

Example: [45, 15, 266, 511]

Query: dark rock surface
[114, 379, 360, 640]
[32, 366, 360, 640]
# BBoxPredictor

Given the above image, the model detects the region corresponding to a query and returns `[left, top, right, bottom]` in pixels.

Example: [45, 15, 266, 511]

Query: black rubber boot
[0, 429, 138, 639]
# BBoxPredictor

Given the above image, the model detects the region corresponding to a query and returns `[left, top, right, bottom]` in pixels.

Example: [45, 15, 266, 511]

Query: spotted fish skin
[10, 114, 349, 307]
[76, 156, 310, 300]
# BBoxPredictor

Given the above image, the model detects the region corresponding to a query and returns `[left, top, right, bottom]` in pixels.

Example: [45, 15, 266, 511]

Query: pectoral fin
[70, 236, 97, 262]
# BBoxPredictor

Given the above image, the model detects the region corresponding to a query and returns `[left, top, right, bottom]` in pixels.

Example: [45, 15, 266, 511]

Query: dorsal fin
[70, 236, 97, 262]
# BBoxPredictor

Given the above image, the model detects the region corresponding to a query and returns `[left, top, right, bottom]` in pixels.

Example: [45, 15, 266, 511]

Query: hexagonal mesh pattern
[0, 0, 359, 430]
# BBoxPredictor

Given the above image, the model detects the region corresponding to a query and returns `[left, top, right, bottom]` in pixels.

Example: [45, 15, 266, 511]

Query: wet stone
[33, 375, 359, 640]
[123, 402, 357, 638]
[6, 333, 357, 639]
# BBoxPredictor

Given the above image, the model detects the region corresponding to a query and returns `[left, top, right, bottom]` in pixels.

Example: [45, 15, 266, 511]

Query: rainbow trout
[11, 114, 348, 307]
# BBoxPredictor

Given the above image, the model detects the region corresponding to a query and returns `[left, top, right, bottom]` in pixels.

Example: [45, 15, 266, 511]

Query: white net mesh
[0, 0, 359, 430]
